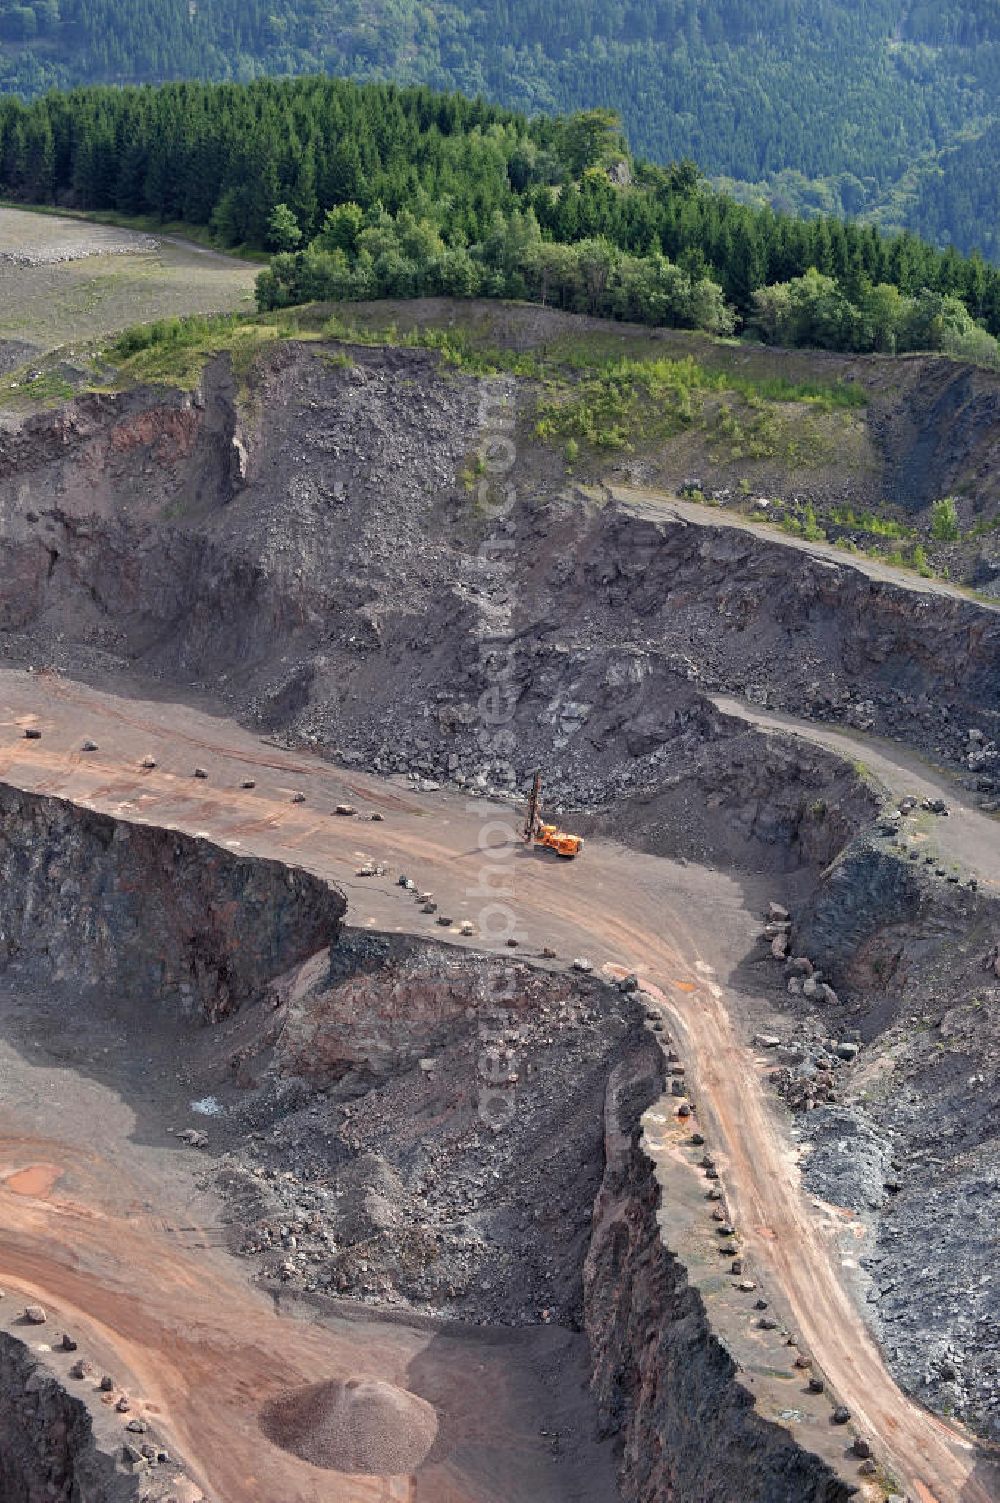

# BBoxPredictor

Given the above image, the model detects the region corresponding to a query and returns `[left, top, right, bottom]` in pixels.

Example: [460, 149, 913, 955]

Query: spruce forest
[1, 77, 998, 361]
[0, 0, 997, 257]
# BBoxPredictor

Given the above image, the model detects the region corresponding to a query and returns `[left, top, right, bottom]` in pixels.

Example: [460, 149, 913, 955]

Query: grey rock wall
[0, 782, 345, 1018]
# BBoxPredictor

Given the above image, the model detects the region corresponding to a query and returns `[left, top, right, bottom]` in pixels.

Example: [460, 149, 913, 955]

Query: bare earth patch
[0, 206, 257, 354]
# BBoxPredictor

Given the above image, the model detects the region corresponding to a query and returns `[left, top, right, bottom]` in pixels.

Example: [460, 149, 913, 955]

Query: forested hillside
[0, 0, 997, 258]
[2, 77, 998, 362]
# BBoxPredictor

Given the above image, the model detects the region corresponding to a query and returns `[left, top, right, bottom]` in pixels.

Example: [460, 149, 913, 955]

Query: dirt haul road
[0, 1143, 607, 1503]
[612, 486, 1000, 608]
[0, 668, 994, 1503]
[712, 692, 1000, 885]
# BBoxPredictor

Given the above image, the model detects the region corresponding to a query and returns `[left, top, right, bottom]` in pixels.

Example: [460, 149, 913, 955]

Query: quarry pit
[0, 668, 995, 1503]
[0, 320, 999, 1503]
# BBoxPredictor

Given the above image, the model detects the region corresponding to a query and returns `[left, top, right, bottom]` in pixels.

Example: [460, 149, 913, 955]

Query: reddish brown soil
[4, 1163, 61, 1197]
[0, 1128, 603, 1503]
[0, 667, 992, 1503]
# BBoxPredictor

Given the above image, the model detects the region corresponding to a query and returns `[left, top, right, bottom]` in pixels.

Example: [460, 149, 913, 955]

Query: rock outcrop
[0, 1331, 137, 1503]
[584, 1041, 852, 1503]
[0, 782, 344, 1018]
[776, 817, 1000, 1444]
[790, 836, 926, 983]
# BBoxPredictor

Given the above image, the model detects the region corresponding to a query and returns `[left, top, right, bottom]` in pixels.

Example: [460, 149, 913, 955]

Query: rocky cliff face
[0, 1332, 136, 1503]
[583, 1041, 851, 1503]
[276, 939, 528, 1081]
[790, 837, 926, 983]
[575, 700, 876, 874]
[561, 502, 1000, 753]
[224, 940, 647, 1328]
[768, 820, 1000, 1446]
[0, 782, 345, 1018]
[0, 342, 996, 832]
[872, 354, 1000, 516]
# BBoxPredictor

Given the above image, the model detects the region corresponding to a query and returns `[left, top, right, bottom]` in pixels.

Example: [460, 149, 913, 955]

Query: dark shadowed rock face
[790, 838, 925, 983]
[0, 1333, 136, 1503]
[0, 782, 345, 1019]
[584, 1044, 852, 1503]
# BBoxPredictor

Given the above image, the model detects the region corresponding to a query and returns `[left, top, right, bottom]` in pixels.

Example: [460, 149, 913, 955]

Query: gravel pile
[0, 236, 158, 266]
[260, 1376, 438, 1474]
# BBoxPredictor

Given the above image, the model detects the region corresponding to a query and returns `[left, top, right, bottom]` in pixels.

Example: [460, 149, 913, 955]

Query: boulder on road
[121, 1443, 146, 1472]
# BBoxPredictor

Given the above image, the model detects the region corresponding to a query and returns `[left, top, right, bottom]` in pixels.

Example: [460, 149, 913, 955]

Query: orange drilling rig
[523, 770, 585, 859]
